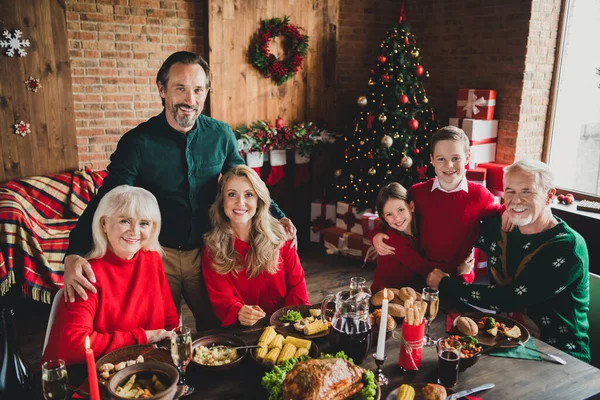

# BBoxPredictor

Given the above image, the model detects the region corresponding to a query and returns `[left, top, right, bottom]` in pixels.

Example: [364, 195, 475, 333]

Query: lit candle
[375, 289, 389, 360]
[275, 116, 284, 129]
[85, 336, 101, 400]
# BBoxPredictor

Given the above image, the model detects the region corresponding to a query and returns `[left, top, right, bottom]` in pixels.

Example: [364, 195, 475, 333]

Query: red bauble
[415, 64, 424, 76]
[370, 69, 375, 75]
[404, 37, 409, 45]
[367, 151, 373, 159]
[408, 119, 419, 131]
[378, 56, 387, 63]
[414, 148, 421, 155]
[381, 74, 390, 82]
[399, 94, 409, 104]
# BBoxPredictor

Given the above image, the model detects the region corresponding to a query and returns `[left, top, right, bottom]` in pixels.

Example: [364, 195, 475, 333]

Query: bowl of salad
[442, 335, 482, 372]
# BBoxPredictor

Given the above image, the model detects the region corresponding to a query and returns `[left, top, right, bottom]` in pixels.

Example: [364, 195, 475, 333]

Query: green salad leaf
[261, 351, 377, 400]
[279, 310, 303, 323]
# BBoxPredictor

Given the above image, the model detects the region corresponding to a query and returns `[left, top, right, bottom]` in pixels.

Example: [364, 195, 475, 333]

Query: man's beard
[170, 103, 199, 128]
[509, 208, 533, 226]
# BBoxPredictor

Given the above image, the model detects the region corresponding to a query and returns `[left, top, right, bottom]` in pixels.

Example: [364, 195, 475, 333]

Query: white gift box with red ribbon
[335, 201, 371, 236]
[449, 118, 497, 168]
[310, 200, 336, 242]
[456, 89, 496, 120]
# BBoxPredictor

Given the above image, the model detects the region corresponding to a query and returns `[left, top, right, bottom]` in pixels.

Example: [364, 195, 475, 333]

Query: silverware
[210, 344, 263, 351]
[512, 339, 567, 365]
[445, 383, 495, 400]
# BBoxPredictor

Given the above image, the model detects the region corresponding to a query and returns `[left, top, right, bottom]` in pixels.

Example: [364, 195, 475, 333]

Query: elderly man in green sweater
[427, 160, 590, 362]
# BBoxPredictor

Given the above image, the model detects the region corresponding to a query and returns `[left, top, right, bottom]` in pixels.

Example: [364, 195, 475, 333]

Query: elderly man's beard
[170, 103, 199, 129]
[508, 206, 533, 226]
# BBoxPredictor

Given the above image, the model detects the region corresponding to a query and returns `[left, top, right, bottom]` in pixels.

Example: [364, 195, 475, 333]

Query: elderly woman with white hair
[427, 160, 591, 362]
[42, 185, 179, 365]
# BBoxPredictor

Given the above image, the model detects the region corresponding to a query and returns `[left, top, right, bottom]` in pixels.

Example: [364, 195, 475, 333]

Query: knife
[445, 383, 495, 400]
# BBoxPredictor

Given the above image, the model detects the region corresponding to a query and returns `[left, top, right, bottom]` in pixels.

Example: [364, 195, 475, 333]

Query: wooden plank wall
[208, 0, 339, 129]
[0, 0, 78, 182]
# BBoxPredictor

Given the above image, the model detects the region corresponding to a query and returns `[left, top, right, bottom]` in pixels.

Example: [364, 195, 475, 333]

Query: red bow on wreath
[416, 165, 428, 180]
[311, 216, 334, 233]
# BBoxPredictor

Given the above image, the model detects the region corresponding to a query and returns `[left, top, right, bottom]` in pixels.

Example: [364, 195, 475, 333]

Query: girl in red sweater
[42, 186, 179, 365]
[371, 183, 472, 293]
[202, 166, 309, 327]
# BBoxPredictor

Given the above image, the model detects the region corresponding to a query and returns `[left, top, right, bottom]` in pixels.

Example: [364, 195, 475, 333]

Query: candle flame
[85, 336, 90, 350]
[383, 288, 388, 300]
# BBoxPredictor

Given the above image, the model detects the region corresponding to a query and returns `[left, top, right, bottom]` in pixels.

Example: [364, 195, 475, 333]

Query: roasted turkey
[282, 358, 364, 400]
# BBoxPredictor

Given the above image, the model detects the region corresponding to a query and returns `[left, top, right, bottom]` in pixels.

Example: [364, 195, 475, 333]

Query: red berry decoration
[415, 64, 424, 76]
[408, 119, 419, 131]
[381, 74, 390, 82]
[377, 56, 387, 63]
[557, 194, 565, 203]
[564, 196, 573, 205]
[399, 94, 409, 104]
[414, 148, 421, 155]
[557, 193, 575, 205]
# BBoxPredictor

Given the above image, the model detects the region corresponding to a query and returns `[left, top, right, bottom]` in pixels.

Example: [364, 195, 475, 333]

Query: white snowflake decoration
[566, 342, 575, 350]
[558, 325, 568, 334]
[471, 290, 480, 300]
[0, 30, 30, 57]
[489, 305, 500, 311]
[490, 242, 497, 251]
[14, 120, 30, 137]
[515, 285, 527, 295]
[555, 285, 567, 294]
[547, 338, 556, 344]
[553, 257, 566, 268]
[523, 242, 531, 249]
[541, 316, 551, 325]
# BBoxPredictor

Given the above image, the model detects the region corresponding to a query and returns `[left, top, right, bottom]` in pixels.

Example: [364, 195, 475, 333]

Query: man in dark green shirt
[427, 160, 590, 362]
[63, 52, 295, 331]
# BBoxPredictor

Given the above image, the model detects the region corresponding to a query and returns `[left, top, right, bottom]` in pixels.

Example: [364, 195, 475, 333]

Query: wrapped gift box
[310, 200, 336, 242]
[361, 212, 381, 240]
[466, 168, 487, 187]
[468, 141, 497, 169]
[456, 89, 496, 120]
[449, 118, 498, 140]
[335, 202, 372, 235]
[477, 162, 508, 199]
[323, 226, 363, 261]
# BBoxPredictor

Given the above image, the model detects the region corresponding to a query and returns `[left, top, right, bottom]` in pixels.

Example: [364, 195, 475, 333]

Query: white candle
[375, 289, 389, 360]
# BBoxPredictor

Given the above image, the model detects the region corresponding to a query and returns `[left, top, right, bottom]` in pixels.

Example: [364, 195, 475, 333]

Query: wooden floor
[9, 244, 374, 371]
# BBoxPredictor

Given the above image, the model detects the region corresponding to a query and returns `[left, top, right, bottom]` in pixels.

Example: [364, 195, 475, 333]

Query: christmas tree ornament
[393, 133, 400, 139]
[387, 170, 393, 175]
[368, 78, 375, 86]
[426, 71, 430, 78]
[413, 95, 419, 106]
[377, 55, 387, 63]
[415, 64, 424, 76]
[370, 69, 375, 75]
[367, 151, 374, 159]
[334, 169, 343, 177]
[381, 135, 393, 148]
[357, 95, 368, 107]
[399, 94, 409, 104]
[378, 114, 387, 123]
[408, 119, 419, 131]
[400, 155, 413, 168]
[24, 76, 41, 92]
[368, 167, 377, 176]
[381, 74, 390, 83]
[423, 96, 429, 104]
[404, 36, 409, 45]
[359, 140, 365, 145]
[414, 147, 421, 155]
[0, 30, 30, 57]
[416, 165, 428, 180]
[411, 49, 419, 57]
[394, 49, 398, 54]
[14, 120, 30, 136]
[344, 148, 351, 157]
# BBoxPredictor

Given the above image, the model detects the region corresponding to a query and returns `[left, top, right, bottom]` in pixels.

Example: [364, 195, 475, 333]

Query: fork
[510, 339, 567, 365]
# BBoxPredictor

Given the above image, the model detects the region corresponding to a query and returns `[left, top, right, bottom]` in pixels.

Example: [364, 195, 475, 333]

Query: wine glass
[41, 359, 68, 400]
[422, 287, 440, 346]
[171, 326, 194, 396]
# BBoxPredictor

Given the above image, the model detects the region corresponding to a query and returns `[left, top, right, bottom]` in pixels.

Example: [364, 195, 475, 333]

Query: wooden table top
[181, 309, 600, 400]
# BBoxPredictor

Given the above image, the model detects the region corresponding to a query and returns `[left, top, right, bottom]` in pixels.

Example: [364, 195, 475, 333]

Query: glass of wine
[422, 287, 440, 346]
[171, 326, 194, 396]
[41, 359, 68, 400]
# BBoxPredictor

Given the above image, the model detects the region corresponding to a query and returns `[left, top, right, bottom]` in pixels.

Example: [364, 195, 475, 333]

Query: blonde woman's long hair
[86, 185, 163, 260]
[204, 165, 286, 278]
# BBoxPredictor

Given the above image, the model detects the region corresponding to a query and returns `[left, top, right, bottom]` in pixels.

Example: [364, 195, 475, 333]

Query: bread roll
[421, 383, 447, 400]
[371, 288, 395, 306]
[456, 316, 479, 336]
[386, 315, 396, 330]
[398, 287, 417, 302]
[388, 303, 405, 318]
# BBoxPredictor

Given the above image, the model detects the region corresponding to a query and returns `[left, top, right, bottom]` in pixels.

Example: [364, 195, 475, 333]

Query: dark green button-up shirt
[67, 111, 285, 255]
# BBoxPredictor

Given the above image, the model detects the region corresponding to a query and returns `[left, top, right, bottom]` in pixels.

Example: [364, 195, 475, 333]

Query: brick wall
[66, 0, 206, 170]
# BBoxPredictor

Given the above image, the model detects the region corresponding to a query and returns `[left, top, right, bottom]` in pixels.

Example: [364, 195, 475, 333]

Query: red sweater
[202, 239, 309, 327]
[42, 250, 179, 365]
[371, 230, 446, 293]
[409, 179, 503, 282]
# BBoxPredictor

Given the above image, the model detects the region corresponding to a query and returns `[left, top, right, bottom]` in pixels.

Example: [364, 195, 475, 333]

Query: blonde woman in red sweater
[202, 165, 309, 327]
[42, 185, 179, 365]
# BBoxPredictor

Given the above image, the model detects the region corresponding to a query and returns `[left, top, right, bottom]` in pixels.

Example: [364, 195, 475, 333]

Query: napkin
[446, 312, 460, 332]
[488, 338, 542, 360]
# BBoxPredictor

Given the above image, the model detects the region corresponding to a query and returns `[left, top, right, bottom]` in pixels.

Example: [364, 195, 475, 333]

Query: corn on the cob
[396, 384, 415, 400]
[282, 336, 312, 350]
[269, 334, 284, 349]
[294, 347, 309, 358]
[303, 320, 328, 336]
[263, 347, 281, 366]
[258, 327, 277, 347]
[276, 343, 296, 365]
[254, 345, 268, 361]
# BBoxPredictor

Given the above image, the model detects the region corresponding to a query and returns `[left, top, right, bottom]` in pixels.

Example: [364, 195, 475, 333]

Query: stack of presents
[310, 89, 511, 275]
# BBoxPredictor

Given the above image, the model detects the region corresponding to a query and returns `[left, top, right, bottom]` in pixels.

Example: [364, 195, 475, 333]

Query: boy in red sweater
[373, 126, 503, 283]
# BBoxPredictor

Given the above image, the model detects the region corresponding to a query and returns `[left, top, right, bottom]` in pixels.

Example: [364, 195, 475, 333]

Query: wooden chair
[589, 273, 600, 367]
[42, 288, 64, 354]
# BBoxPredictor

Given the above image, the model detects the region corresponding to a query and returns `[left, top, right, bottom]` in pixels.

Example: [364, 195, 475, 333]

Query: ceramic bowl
[106, 361, 178, 400]
[459, 351, 482, 372]
[189, 334, 247, 371]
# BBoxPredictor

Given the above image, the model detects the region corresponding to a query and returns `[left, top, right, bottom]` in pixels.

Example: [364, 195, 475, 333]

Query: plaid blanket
[0, 168, 106, 303]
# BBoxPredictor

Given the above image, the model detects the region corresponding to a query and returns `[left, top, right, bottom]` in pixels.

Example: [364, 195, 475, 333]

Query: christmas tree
[335, 8, 438, 209]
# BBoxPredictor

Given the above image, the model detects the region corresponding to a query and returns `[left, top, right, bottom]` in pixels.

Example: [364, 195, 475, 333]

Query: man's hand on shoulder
[280, 217, 298, 249]
[426, 269, 449, 289]
[63, 254, 97, 303]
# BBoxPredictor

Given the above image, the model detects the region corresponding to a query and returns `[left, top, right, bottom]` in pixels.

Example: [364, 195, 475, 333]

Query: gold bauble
[381, 135, 393, 148]
[400, 155, 413, 169]
[368, 167, 377, 176]
[359, 140, 365, 146]
[334, 169, 342, 177]
[423, 96, 429, 104]
[393, 133, 400, 139]
[386, 170, 392, 175]
[368, 78, 375, 86]
[357, 95, 368, 107]
[378, 114, 387, 123]
[412, 49, 419, 57]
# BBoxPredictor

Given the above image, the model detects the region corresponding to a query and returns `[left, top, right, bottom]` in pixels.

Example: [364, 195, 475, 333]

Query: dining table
[59, 300, 600, 400]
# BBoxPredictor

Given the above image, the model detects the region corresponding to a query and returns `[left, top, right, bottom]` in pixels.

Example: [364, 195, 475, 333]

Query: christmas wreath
[250, 16, 309, 85]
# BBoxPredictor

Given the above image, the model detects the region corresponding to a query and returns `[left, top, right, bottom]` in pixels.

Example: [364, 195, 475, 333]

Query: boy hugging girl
[371, 126, 504, 293]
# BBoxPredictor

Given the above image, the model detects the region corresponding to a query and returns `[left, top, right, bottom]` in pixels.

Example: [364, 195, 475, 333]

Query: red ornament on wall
[399, 94, 409, 104]
[381, 74, 390, 82]
[408, 119, 419, 131]
[415, 64, 424, 76]
[377, 55, 387, 63]
[414, 148, 421, 155]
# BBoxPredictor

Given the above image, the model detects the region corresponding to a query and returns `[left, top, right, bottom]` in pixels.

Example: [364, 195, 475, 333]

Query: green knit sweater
[439, 216, 590, 363]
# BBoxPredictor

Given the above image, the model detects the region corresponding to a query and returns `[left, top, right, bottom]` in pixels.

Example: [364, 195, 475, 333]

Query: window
[546, 0, 600, 197]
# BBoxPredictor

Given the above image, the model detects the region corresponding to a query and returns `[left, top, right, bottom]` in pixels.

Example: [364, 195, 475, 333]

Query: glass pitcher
[321, 289, 372, 364]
